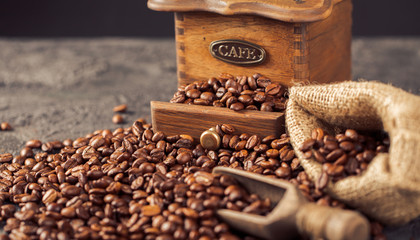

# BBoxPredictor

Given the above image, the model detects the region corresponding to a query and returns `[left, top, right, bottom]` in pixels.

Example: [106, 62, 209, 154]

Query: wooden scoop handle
[295, 203, 370, 240]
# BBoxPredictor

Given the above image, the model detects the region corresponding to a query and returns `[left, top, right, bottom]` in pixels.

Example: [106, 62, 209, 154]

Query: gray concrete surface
[0, 37, 420, 239]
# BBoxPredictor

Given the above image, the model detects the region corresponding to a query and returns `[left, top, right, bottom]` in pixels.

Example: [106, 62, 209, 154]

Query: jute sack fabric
[286, 81, 420, 226]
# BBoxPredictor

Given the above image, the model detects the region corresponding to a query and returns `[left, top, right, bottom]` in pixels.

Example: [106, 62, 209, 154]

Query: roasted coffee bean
[275, 167, 291, 178]
[171, 73, 287, 112]
[0, 153, 13, 163]
[0, 117, 386, 239]
[186, 89, 201, 99]
[230, 102, 244, 111]
[316, 171, 329, 190]
[200, 92, 215, 102]
[253, 92, 266, 103]
[26, 139, 42, 148]
[238, 95, 253, 105]
[0, 122, 12, 131]
[20, 147, 34, 158]
[299, 139, 316, 152]
[302, 128, 388, 184]
[61, 207, 76, 218]
[112, 114, 124, 124]
[113, 104, 127, 113]
[176, 152, 192, 165]
[141, 205, 161, 217]
[42, 189, 58, 204]
[260, 102, 273, 112]
[226, 96, 237, 108]
[62, 186, 82, 197]
[193, 171, 214, 187]
[193, 98, 210, 106]
[345, 129, 358, 141]
[265, 83, 281, 95]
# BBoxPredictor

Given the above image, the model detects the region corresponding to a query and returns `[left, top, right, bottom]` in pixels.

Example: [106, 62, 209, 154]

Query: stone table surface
[0, 37, 420, 239]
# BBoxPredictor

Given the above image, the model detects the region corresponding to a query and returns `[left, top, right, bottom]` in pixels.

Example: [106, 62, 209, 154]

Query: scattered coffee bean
[113, 104, 128, 113]
[112, 114, 124, 124]
[0, 122, 12, 131]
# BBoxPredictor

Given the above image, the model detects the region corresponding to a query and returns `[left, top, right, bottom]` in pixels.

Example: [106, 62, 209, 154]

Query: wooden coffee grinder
[148, 0, 352, 141]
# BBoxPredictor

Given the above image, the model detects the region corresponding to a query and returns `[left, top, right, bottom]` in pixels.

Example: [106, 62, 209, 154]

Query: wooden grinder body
[148, 0, 352, 140]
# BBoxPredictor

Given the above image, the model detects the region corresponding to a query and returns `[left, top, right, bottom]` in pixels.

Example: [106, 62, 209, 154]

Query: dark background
[0, 0, 419, 37]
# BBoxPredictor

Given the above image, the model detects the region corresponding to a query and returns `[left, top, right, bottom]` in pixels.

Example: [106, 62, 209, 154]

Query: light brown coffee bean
[112, 114, 124, 124]
[0, 122, 12, 131]
[141, 205, 161, 217]
[113, 104, 127, 113]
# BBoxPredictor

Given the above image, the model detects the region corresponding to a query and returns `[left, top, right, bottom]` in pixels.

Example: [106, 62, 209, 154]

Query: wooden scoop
[213, 167, 370, 240]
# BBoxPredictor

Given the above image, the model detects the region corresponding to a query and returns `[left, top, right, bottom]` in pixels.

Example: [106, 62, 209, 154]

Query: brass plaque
[209, 40, 266, 65]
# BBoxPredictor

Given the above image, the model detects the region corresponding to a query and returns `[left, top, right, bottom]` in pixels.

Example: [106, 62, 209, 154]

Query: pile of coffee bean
[209, 124, 388, 240]
[299, 128, 390, 190]
[1, 122, 12, 131]
[170, 73, 288, 112]
[0, 121, 273, 240]
[0, 120, 388, 240]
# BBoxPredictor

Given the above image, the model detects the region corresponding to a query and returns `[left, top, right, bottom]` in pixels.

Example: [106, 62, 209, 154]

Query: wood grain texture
[292, 23, 309, 83]
[307, 0, 352, 83]
[148, 0, 345, 22]
[175, 12, 296, 87]
[151, 101, 285, 141]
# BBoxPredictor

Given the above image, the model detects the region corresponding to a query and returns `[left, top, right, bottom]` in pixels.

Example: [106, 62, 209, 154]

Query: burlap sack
[286, 81, 420, 226]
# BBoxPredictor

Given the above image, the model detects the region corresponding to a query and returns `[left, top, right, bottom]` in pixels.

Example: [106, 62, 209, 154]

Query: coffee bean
[345, 129, 359, 141]
[25, 139, 42, 148]
[186, 89, 201, 99]
[61, 186, 81, 197]
[226, 96, 237, 108]
[0, 153, 13, 163]
[316, 171, 329, 190]
[15, 209, 35, 221]
[265, 83, 281, 95]
[1, 122, 12, 131]
[112, 114, 124, 124]
[326, 149, 344, 162]
[275, 166, 291, 178]
[339, 141, 355, 152]
[193, 98, 210, 106]
[20, 147, 34, 158]
[141, 205, 161, 217]
[238, 95, 253, 105]
[176, 152, 192, 165]
[299, 139, 316, 152]
[61, 207, 76, 218]
[193, 171, 214, 187]
[311, 128, 325, 142]
[200, 92, 215, 102]
[113, 104, 127, 113]
[42, 189, 58, 204]
[229, 102, 244, 111]
[215, 87, 227, 98]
